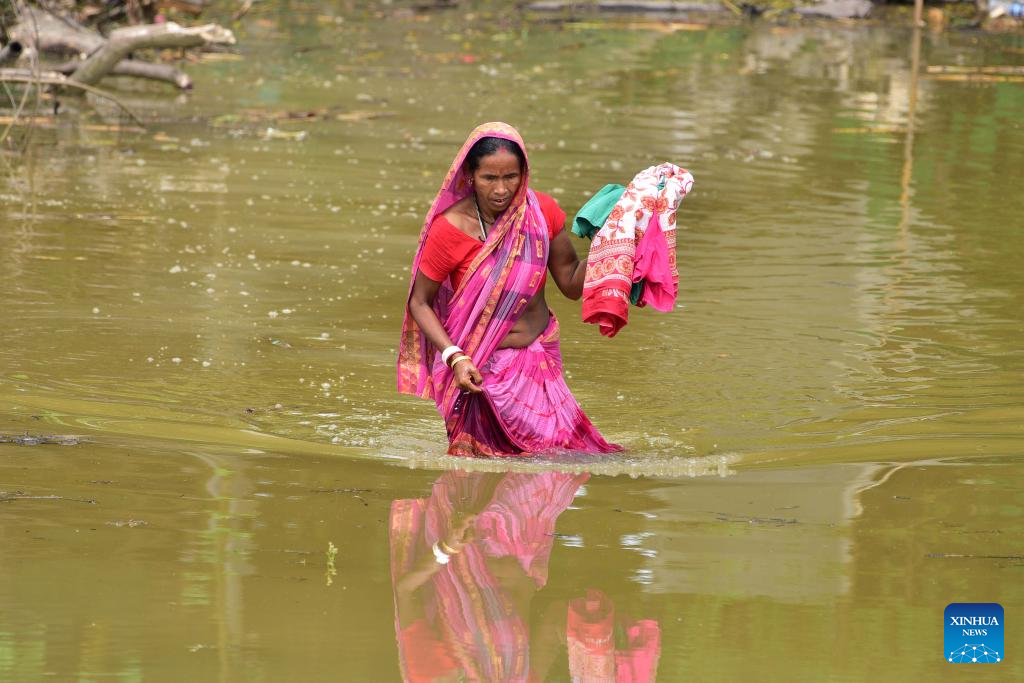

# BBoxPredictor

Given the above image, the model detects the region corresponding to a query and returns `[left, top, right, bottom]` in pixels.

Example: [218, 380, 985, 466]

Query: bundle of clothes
[574, 163, 695, 338]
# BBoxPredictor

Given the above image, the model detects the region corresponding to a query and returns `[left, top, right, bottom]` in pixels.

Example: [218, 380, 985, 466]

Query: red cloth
[580, 163, 692, 338]
[397, 620, 460, 682]
[418, 191, 565, 290]
[582, 213, 677, 338]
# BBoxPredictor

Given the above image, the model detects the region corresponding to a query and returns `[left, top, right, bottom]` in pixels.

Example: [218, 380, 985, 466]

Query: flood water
[2, 2, 1023, 680]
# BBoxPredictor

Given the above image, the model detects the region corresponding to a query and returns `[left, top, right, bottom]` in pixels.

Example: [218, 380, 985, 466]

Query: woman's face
[472, 148, 523, 216]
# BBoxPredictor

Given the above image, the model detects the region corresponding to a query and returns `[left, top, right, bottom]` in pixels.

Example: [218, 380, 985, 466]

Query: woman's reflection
[390, 470, 660, 682]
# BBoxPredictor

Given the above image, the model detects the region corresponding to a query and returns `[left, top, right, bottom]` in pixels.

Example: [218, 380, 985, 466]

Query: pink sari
[398, 122, 620, 457]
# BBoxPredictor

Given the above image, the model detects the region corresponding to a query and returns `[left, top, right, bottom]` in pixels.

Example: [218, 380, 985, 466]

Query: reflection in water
[186, 450, 257, 678]
[390, 470, 660, 682]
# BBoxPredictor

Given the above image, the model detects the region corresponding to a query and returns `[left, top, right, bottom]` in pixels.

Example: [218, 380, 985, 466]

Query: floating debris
[0, 433, 82, 446]
[107, 519, 148, 528]
[711, 511, 798, 526]
[0, 493, 95, 504]
[311, 487, 371, 505]
[261, 127, 307, 142]
[243, 403, 285, 415]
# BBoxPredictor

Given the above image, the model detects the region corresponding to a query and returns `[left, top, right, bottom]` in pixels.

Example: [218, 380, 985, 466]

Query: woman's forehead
[475, 149, 522, 173]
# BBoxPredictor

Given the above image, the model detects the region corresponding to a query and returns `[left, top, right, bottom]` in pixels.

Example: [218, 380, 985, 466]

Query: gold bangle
[450, 355, 472, 369]
[439, 539, 460, 555]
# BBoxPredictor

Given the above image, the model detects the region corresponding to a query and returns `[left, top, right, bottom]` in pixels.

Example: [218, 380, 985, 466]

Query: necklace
[474, 196, 493, 241]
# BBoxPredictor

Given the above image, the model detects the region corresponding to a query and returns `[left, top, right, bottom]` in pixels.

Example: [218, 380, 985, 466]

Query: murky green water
[2, 3, 1022, 680]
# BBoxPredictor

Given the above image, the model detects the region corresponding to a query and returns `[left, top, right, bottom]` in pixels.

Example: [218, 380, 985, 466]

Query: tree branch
[53, 57, 193, 89]
[68, 21, 235, 87]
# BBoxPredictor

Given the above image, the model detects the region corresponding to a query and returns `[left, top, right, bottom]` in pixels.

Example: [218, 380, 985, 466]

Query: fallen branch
[69, 22, 235, 87]
[54, 58, 193, 89]
[10, 7, 232, 89]
[0, 69, 145, 126]
[111, 59, 192, 89]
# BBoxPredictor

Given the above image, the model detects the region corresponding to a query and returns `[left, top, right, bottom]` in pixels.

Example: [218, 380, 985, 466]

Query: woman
[397, 122, 620, 457]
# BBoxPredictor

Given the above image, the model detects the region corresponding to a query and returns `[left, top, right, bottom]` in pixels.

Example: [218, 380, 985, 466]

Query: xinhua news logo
[945, 603, 1003, 663]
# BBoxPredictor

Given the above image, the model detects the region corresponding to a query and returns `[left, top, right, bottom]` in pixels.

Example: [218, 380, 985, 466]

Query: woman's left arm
[548, 231, 587, 301]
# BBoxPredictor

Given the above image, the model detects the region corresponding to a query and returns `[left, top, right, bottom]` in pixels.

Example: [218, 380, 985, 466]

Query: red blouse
[418, 191, 566, 290]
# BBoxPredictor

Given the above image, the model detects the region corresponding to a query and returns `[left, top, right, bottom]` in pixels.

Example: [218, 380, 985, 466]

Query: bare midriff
[497, 290, 549, 349]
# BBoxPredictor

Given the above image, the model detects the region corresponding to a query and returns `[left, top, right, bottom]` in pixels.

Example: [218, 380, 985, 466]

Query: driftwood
[53, 56, 192, 89]
[69, 22, 234, 86]
[8, 6, 235, 90]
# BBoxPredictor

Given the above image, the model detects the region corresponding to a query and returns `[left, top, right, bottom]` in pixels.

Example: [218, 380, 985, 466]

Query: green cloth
[629, 280, 644, 306]
[571, 183, 626, 239]
[572, 183, 645, 304]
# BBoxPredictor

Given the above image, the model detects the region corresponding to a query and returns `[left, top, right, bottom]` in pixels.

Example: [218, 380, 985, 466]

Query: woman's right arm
[408, 271, 453, 351]
[408, 271, 483, 393]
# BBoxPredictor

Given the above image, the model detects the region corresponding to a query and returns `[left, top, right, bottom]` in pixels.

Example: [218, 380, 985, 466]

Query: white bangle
[441, 345, 463, 366]
[431, 541, 451, 565]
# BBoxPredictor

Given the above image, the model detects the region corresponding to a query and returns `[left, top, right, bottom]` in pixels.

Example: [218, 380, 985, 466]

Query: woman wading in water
[397, 122, 621, 457]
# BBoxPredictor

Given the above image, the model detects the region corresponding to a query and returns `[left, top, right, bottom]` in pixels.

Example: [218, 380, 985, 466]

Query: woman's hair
[465, 136, 526, 173]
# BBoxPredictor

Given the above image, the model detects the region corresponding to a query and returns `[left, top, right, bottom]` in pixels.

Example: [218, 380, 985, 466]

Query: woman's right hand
[452, 357, 484, 394]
